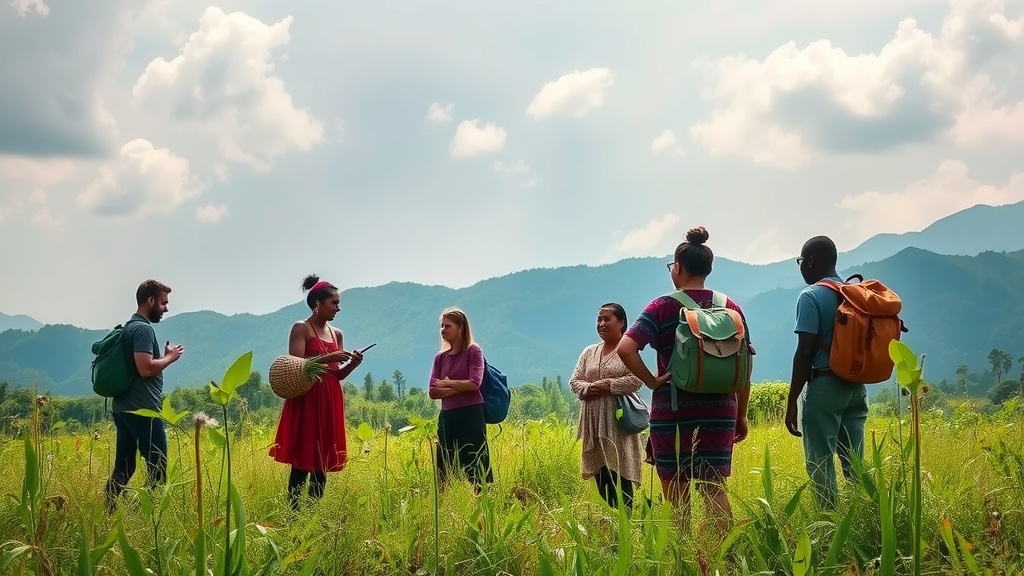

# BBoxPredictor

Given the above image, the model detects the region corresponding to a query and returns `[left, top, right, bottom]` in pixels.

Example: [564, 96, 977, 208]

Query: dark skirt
[646, 386, 737, 482]
[436, 403, 493, 484]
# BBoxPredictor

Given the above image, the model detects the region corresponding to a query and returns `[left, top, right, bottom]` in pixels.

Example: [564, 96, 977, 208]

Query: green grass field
[1, 397, 1022, 576]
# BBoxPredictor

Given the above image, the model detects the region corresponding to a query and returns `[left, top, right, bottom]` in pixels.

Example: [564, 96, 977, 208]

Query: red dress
[269, 329, 348, 473]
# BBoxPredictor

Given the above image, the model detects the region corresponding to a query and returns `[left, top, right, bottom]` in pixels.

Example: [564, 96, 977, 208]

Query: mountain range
[3, 201, 1024, 397]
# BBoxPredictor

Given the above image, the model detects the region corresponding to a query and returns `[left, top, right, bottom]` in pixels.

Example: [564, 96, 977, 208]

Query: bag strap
[667, 291, 700, 310]
[668, 290, 729, 309]
[711, 291, 727, 308]
[121, 319, 144, 372]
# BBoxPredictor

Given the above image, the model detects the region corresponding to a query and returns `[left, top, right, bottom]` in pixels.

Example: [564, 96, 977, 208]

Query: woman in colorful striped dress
[616, 226, 753, 537]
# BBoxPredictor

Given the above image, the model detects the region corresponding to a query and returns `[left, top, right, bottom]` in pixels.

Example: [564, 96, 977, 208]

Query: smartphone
[358, 343, 377, 354]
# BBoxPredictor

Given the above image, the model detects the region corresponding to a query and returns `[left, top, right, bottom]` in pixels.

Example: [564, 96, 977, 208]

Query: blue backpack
[481, 360, 510, 424]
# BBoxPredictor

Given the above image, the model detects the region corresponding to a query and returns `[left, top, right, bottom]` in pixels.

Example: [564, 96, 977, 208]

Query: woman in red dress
[269, 274, 363, 509]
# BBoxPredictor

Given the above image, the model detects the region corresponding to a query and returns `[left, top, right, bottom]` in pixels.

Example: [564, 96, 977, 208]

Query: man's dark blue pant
[104, 412, 168, 511]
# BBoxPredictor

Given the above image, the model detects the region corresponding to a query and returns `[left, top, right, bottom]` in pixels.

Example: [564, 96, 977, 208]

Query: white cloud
[493, 159, 530, 173]
[650, 130, 684, 155]
[493, 159, 538, 188]
[953, 75, 1024, 145]
[601, 213, 681, 262]
[132, 7, 325, 171]
[11, 0, 49, 17]
[333, 117, 345, 142]
[449, 119, 507, 158]
[690, 0, 1024, 168]
[734, 226, 790, 264]
[196, 203, 229, 223]
[77, 139, 203, 217]
[425, 102, 454, 125]
[31, 206, 64, 229]
[839, 159, 1024, 239]
[0, 157, 77, 190]
[526, 67, 615, 120]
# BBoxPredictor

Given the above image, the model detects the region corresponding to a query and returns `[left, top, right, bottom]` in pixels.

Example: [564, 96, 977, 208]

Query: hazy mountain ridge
[3, 201, 1024, 397]
[0, 312, 43, 332]
[3, 246, 1024, 397]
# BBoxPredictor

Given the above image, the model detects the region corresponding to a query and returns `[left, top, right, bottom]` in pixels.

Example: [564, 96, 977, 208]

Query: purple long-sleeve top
[429, 343, 485, 411]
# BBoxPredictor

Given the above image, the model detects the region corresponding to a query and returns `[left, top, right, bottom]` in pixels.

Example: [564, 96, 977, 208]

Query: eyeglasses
[666, 262, 675, 271]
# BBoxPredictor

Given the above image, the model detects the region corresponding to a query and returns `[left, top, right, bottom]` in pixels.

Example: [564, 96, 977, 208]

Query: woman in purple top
[617, 227, 753, 538]
[428, 307, 494, 491]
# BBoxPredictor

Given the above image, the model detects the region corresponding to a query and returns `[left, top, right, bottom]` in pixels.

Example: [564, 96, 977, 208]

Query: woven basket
[269, 355, 323, 399]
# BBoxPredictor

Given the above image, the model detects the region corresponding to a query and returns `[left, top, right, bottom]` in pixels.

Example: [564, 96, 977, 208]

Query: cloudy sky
[2, 0, 1023, 329]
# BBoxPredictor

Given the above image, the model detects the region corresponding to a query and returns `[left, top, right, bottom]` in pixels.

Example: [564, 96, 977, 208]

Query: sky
[1, 0, 1023, 329]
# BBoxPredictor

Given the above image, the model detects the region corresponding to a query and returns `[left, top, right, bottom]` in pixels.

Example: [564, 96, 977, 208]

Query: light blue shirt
[794, 275, 842, 369]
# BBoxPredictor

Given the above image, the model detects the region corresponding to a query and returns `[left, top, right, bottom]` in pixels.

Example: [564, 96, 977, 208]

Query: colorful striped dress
[624, 290, 754, 482]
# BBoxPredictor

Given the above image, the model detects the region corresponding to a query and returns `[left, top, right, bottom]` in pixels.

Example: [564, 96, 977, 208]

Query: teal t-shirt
[794, 276, 842, 370]
[111, 314, 163, 412]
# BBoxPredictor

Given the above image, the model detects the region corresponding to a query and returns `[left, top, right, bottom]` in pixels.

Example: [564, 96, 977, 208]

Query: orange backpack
[815, 274, 908, 384]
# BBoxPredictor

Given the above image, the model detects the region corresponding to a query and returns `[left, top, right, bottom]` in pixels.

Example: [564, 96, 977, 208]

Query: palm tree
[988, 349, 1013, 385]
[956, 364, 970, 398]
[1019, 355, 1024, 401]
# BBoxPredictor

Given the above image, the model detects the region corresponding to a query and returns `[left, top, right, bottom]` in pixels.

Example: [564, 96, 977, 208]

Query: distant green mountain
[2, 247, 1023, 397]
[0, 312, 42, 332]
[841, 200, 1024, 265]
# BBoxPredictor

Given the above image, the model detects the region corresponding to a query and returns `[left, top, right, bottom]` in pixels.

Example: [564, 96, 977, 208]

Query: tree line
[4, 348, 1021, 440]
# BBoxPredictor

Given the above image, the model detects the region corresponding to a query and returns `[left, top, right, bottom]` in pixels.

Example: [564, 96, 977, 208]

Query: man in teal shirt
[785, 236, 867, 509]
[104, 279, 184, 512]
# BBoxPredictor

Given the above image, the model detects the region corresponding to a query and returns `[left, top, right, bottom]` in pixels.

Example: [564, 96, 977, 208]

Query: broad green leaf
[116, 523, 151, 576]
[75, 522, 94, 576]
[888, 340, 918, 372]
[209, 383, 231, 406]
[207, 427, 226, 450]
[823, 501, 858, 570]
[127, 408, 162, 420]
[939, 517, 963, 573]
[89, 521, 119, 566]
[792, 530, 811, 576]
[134, 487, 155, 517]
[220, 351, 254, 396]
[229, 482, 248, 576]
[895, 363, 915, 387]
[954, 529, 980, 574]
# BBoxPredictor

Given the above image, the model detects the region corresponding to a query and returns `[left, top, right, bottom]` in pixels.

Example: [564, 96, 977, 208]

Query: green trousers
[800, 374, 868, 508]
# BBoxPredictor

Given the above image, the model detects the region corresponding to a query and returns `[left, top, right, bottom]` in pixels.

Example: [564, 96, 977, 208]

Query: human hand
[785, 402, 802, 437]
[734, 417, 749, 443]
[652, 372, 671, 389]
[165, 341, 184, 361]
[324, 350, 354, 364]
[347, 349, 363, 367]
[590, 380, 611, 396]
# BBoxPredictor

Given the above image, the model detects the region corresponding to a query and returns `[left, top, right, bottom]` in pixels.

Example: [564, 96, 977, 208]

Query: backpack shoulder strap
[710, 291, 727, 308]
[814, 279, 843, 293]
[667, 291, 700, 310]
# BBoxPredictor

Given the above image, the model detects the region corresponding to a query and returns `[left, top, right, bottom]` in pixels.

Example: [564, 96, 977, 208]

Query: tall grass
[1, 359, 1023, 574]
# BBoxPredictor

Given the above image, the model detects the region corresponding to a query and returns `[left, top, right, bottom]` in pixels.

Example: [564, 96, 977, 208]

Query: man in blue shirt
[785, 236, 867, 509]
[104, 279, 184, 512]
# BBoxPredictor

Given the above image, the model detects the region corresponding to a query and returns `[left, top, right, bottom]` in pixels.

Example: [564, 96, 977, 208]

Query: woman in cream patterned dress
[569, 302, 645, 513]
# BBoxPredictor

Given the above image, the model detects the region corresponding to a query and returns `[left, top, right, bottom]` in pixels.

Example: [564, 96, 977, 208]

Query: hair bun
[685, 227, 710, 246]
[301, 274, 320, 292]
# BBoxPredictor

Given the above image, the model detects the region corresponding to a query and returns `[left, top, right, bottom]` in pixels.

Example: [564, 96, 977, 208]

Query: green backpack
[666, 291, 752, 408]
[90, 319, 143, 398]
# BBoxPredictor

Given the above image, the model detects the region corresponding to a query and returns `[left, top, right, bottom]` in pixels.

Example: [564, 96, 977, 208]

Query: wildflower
[35, 395, 48, 407]
[193, 412, 219, 429]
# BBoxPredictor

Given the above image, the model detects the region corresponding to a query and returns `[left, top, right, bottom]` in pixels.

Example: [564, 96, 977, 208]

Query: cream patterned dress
[569, 343, 645, 483]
